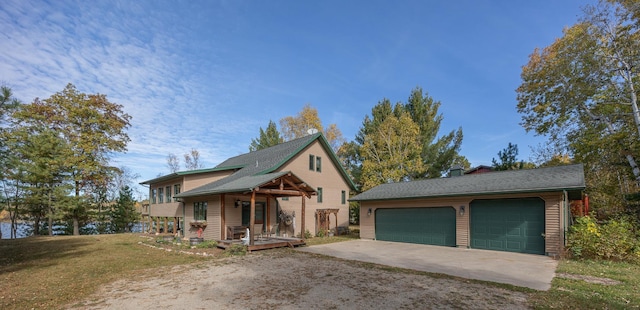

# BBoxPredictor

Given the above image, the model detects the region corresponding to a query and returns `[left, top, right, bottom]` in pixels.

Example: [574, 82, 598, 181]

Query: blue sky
[1, 0, 596, 196]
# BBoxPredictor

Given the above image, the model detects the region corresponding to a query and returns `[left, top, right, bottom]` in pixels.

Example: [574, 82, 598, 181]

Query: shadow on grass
[0, 236, 94, 274]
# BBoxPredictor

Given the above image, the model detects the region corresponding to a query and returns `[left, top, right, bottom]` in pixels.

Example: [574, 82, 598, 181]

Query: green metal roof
[139, 165, 242, 185]
[174, 171, 290, 197]
[172, 133, 356, 198]
[350, 164, 585, 202]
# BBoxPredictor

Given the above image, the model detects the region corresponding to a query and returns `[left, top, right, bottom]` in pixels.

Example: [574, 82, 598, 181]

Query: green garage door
[470, 198, 545, 255]
[375, 207, 456, 246]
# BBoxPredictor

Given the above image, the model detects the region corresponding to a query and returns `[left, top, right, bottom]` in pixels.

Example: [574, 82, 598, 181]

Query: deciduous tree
[279, 104, 345, 151]
[183, 148, 203, 170]
[14, 83, 131, 235]
[350, 87, 464, 190]
[517, 0, 640, 183]
[360, 105, 423, 191]
[167, 153, 180, 173]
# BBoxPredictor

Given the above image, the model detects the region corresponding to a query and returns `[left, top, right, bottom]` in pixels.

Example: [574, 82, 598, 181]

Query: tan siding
[149, 202, 181, 217]
[540, 192, 563, 256]
[359, 191, 567, 255]
[276, 140, 351, 236]
[184, 195, 221, 240]
[149, 177, 183, 216]
[183, 170, 233, 191]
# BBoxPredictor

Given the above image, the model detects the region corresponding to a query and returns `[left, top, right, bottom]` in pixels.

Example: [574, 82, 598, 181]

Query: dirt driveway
[72, 250, 530, 309]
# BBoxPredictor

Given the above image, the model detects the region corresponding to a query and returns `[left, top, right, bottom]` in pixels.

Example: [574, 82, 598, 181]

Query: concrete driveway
[297, 239, 557, 290]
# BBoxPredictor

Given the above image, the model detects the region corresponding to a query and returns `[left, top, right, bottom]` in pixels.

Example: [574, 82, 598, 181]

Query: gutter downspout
[563, 190, 569, 247]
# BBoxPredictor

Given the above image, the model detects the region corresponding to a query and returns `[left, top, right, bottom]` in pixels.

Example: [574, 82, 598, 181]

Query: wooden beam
[283, 178, 310, 197]
[254, 189, 306, 196]
[266, 197, 271, 234]
[301, 196, 306, 239]
[221, 194, 226, 240]
[250, 190, 256, 246]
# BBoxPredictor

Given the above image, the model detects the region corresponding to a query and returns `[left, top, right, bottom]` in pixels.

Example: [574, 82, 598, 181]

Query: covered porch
[174, 171, 316, 250]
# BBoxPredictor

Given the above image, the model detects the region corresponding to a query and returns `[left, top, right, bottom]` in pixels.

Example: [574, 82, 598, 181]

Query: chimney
[449, 165, 464, 177]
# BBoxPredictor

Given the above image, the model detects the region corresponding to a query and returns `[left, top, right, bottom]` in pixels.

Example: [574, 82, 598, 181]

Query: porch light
[235, 199, 241, 208]
[367, 208, 372, 216]
[459, 206, 465, 216]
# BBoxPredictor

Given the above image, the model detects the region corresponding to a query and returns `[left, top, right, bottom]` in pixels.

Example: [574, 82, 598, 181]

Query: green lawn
[531, 259, 640, 309]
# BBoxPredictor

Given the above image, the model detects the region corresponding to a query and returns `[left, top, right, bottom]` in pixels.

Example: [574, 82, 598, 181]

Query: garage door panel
[471, 198, 545, 255]
[375, 207, 456, 247]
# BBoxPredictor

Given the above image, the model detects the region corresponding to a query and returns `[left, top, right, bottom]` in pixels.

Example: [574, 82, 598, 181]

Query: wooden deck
[217, 237, 306, 252]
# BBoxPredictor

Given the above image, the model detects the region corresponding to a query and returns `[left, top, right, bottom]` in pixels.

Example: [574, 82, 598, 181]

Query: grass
[0, 234, 208, 309]
[531, 259, 640, 309]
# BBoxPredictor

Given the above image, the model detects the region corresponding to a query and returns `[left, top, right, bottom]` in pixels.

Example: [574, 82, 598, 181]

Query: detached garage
[352, 164, 585, 257]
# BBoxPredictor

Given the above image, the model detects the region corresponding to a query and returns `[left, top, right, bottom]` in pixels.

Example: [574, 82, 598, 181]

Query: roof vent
[256, 160, 259, 167]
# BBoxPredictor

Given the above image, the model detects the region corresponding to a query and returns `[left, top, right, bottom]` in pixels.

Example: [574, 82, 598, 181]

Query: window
[151, 188, 157, 204]
[316, 156, 321, 172]
[341, 190, 346, 204]
[317, 187, 323, 203]
[166, 186, 171, 203]
[158, 187, 164, 203]
[309, 154, 315, 171]
[194, 201, 207, 221]
[174, 184, 181, 202]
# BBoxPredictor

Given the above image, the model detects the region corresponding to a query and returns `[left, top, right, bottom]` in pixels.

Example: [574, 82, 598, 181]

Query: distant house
[139, 133, 356, 245]
[351, 164, 586, 256]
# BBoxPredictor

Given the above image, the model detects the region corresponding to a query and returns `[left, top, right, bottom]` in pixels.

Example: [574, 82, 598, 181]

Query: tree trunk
[48, 192, 53, 236]
[73, 217, 79, 236]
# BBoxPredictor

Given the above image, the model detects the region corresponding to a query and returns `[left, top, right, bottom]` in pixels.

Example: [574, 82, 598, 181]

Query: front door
[241, 201, 266, 233]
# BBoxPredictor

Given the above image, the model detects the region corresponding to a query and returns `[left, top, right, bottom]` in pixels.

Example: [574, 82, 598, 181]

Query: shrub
[195, 240, 218, 249]
[567, 215, 640, 263]
[225, 244, 247, 256]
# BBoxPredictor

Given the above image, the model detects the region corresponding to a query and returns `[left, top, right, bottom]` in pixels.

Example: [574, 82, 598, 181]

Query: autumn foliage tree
[516, 0, 640, 213]
[13, 83, 131, 235]
[351, 87, 465, 191]
[279, 104, 345, 151]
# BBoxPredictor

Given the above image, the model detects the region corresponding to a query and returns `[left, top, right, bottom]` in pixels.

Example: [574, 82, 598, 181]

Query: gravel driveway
[71, 250, 530, 309]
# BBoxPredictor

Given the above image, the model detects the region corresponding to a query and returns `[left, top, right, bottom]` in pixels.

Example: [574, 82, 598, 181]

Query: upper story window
[194, 201, 207, 221]
[158, 187, 164, 203]
[309, 154, 315, 171]
[341, 190, 346, 204]
[166, 186, 171, 203]
[174, 184, 181, 202]
[317, 187, 323, 203]
[151, 188, 157, 204]
[316, 156, 321, 172]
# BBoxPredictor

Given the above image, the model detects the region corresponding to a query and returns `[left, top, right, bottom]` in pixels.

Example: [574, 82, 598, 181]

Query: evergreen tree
[249, 120, 283, 151]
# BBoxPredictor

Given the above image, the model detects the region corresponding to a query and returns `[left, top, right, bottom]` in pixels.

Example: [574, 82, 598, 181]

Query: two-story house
[139, 133, 356, 245]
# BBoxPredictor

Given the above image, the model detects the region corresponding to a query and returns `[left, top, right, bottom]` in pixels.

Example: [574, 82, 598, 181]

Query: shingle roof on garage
[350, 164, 585, 202]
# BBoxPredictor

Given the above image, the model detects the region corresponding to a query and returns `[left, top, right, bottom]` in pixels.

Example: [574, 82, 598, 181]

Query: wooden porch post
[221, 194, 226, 240]
[163, 217, 168, 234]
[301, 196, 306, 239]
[173, 217, 177, 234]
[250, 190, 256, 246]
[156, 217, 160, 234]
[266, 197, 271, 234]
